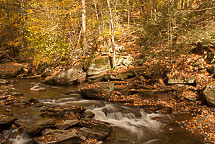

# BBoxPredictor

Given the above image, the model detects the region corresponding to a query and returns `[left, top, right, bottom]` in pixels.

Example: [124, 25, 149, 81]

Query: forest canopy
[0, 0, 215, 69]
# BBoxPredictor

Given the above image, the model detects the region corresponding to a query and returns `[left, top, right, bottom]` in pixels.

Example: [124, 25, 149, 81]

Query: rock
[26, 119, 56, 136]
[166, 74, 196, 85]
[87, 69, 135, 83]
[41, 129, 66, 135]
[0, 62, 23, 78]
[80, 82, 114, 100]
[77, 119, 111, 140]
[115, 55, 133, 66]
[0, 79, 9, 84]
[0, 114, 17, 132]
[202, 81, 215, 106]
[183, 90, 199, 101]
[9, 92, 24, 96]
[30, 84, 46, 91]
[44, 67, 86, 85]
[45, 130, 83, 144]
[109, 70, 135, 80]
[205, 52, 215, 64]
[87, 73, 104, 83]
[40, 105, 85, 117]
[134, 66, 167, 79]
[207, 65, 215, 74]
[57, 120, 79, 130]
[83, 111, 95, 119]
[87, 56, 112, 76]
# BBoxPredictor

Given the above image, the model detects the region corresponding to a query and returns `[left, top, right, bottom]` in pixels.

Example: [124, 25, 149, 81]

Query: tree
[107, 0, 116, 68]
[82, 0, 87, 54]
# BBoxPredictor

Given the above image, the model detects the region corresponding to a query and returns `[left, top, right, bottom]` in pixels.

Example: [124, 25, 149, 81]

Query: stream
[0, 79, 203, 144]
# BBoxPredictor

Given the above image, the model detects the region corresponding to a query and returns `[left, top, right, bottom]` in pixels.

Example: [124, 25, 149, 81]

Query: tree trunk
[93, 0, 101, 35]
[107, 0, 116, 68]
[82, 0, 87, 53]
[127, 0, 130, 30]
[20, 0, 24, 50]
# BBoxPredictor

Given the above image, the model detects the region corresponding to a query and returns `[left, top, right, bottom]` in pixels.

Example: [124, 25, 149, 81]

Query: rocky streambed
[0, 78, 203, 144]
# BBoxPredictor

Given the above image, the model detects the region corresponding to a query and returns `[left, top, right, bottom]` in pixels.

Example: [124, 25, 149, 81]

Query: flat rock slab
[77, 119, 111, 140]
[40, 105, 85, 117]
[0, 62, 23, 78]
[38, 129, 83, 144]
[26, 119, 56, 136]
[57, 120, 79, 130]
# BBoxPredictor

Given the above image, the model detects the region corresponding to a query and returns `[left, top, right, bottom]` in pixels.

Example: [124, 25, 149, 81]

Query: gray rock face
[202, 81, 215, 106]
[166, 74, 196, 85]
[87, 56, 111, 76]
[44, 67, 86, 85]
[87, 70, 135, 83]
[86, 55, 133, 76]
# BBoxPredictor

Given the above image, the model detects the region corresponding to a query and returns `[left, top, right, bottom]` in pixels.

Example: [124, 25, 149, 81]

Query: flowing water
[1, 79, 203, 144]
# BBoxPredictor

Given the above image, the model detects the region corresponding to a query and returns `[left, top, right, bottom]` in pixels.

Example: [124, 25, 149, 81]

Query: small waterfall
[87, 103, 164, 143]
[7, 129, 36, 144]
[9, 134, 31, 144]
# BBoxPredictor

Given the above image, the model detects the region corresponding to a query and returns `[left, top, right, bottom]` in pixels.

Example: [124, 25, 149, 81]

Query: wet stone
[30, 85, 46, 92]
[57, 120, 79, 130]
[0, 114, 17, 132]
[26, 119, 56, 136]
[38, 129, 84, 144]
[77, 119, 111, 140]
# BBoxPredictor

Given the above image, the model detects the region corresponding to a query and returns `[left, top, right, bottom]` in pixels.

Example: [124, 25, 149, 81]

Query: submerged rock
[30, 84, 46, 92]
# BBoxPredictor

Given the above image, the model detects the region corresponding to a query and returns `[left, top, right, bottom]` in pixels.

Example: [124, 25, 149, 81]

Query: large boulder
[44, 67, 86, 85]
[87, 56, 112, 76]
[202, 81, 215, 106]
[0, 62, 23, 78]
[80, 82, 114, 100]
